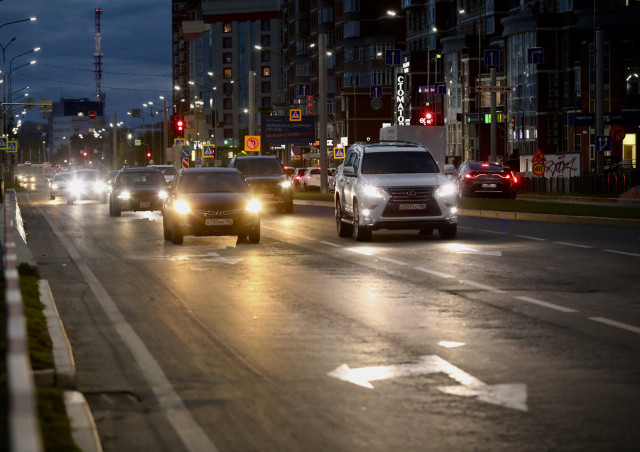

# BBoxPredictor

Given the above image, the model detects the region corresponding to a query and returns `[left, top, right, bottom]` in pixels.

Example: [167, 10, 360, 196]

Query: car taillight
[465, 172, 479, 179]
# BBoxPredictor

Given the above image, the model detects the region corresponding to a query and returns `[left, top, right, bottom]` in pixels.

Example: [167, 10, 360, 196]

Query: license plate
[482, 183, 497, 188]
[257, 193, 274, 198]
[206, 219, 233, 226]
[399, 203, 426, 210]
[140, 201, 151, 208]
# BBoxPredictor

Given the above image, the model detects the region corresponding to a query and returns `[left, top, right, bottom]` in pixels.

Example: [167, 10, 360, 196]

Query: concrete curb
[65, 391, 104, 452]
[39, 279, 77, 389]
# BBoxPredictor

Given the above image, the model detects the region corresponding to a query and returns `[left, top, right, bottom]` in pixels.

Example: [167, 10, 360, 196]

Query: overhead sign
[203, 144, 215, 158]
[244, 135, 260, 152]
[7, 141, 18, 153]
[434, 82, 446, 94]
[385, 49, 401, 66]
[290, 109, 302, 121]
[0, 136, 7, 150]
[531, 148, 546, 163]
[333, 147, 345, 159]
[261, 115, 315, 144]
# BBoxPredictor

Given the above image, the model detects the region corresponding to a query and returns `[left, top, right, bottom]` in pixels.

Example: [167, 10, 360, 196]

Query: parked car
[149, 164, 177, 184]
[292, 167, 309, 189]
[49, 172, 71, 200]
[334, 141, 458, 241]
[109, 167, 168, 217]
[162, 168, 261, 245]
[455, 161, 518, 198]
[66, 169, 105, 205]
[229, 155, 294, 213]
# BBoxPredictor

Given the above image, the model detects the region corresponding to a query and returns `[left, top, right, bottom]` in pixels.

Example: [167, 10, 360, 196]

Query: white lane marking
[515, 296, 577, 313]
[414, 267, 455, 279]
[438, 341, 465, 348]
[319, 241, 342, 247]
[460, 280, 505, 293]
[38, 208, 219, 452]
[378, 256, 409, 265]
[515, 235, 547, 241]
[604, 249, 640, 258]
[554, 241, 593, 249]
[348, 247, 374, 256]
[328, 355, 527, 411]
[479, 229, 508, 235]
[589, 317, 640, 335]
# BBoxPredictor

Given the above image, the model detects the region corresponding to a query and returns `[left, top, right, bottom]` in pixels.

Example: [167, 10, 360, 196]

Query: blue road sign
[434, 82, 446, 94]
[7, 141, 18, 153]
[181, 149, 189, 159]
[385, 49, 401, 66]
[298, 83, 311, 97]
[0, 136, 7, 150]
[484, 49, 500, 67]
[203, 144, 215, 157]
[528, 47, 544, 64]
[334, 147, 345, 159]
[370, 85, 383, 98]
[596, 135, 611, 152]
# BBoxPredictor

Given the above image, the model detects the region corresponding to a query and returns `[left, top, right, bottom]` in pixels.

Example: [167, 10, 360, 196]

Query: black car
[229, 155, 294, 213]
[455, 161, 518, 198]
[109, 167, 168, 216]
[162, 168, 261, 245]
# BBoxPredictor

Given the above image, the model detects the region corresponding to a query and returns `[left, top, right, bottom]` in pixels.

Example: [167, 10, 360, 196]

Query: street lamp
[0, 17, 37, 30]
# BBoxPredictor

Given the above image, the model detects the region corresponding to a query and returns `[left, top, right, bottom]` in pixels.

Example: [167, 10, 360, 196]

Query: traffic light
[175, 118, 184, 135]
[420, 110, 435, 126]
[82, 151, 88, 157]
[146, 151, 152, 160]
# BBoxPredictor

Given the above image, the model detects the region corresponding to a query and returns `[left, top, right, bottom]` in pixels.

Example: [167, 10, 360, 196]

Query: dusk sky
[1, 0, 172, 126]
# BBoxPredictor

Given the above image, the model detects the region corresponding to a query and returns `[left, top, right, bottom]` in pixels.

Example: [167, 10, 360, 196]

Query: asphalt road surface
[18, 186, 640, 452]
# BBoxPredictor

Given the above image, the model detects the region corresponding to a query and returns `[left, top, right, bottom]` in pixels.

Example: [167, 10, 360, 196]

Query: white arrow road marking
[328, 355, 527, 411]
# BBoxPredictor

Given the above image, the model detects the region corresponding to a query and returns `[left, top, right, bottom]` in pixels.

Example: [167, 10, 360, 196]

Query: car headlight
[69, 180, 83, 192]
[174, 199, 191, 214]
[94, 181, 106, 191]
[361, 184, 385, 199]
[52, 183, 59, 190]
[435, 183, 457, 198]
[279, 179, 292, 189]
[245, 198, 261, 213]
[158, 190, 168, 200]
[117, 190, 131, 199]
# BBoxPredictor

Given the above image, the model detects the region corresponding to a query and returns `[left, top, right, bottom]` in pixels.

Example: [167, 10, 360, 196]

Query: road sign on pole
[596, 135, 611, 152]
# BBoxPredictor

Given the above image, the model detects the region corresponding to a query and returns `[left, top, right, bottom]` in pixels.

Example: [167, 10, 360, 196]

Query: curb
[65, 391, 104, 452]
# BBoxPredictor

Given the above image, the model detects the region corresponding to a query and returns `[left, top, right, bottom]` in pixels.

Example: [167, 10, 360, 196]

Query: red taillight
[295, 175, 301, 180]
[465, 171, 479, 179]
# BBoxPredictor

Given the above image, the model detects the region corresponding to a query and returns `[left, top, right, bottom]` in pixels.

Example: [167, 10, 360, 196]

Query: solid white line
[414, 267, 455, 279]
[515, 235, 547, 241]
[319, 241, 342, 247]
[378, 256, 409, 265]
[348, 248, 374, 256]
[459, 280, 505, 293]
[604, 249, 640, 258]
[39, 208, 219, 452]
[554, 241, 592, 249]
[515, 296, 577, 313]
[479, 229, 509, 235]
[590, 317, 640, 335]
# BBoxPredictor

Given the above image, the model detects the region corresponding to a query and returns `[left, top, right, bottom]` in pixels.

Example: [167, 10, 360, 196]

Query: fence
[518, 174, 633, 195]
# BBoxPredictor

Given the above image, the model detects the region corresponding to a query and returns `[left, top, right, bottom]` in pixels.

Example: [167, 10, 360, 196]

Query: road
[18, 185, 640, 452]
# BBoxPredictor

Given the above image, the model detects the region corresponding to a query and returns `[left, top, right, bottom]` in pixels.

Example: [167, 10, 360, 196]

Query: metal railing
[518, 174, 633, 195]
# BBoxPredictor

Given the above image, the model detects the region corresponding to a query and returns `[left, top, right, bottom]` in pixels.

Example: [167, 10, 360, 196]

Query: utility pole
[319, 33, 328, 193]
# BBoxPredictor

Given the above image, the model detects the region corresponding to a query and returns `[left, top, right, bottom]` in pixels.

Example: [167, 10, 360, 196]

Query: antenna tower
[94, 8, 105, 102]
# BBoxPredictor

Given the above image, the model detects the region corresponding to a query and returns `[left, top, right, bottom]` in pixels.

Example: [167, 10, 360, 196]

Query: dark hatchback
[229, 155, 294, 213]
[109, 167, 168, 216]
[455, 161, 518, 198]
[162, 168, 261, 245]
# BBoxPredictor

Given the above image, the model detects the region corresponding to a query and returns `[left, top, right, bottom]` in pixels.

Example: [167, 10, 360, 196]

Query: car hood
[244, 175, 286, 186]
[360, 173, 450, 187]
[179, 192, 251, 210]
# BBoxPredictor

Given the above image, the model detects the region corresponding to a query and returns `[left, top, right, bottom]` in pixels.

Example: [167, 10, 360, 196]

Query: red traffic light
[146, 152, 152, 159]
[176, 119, 184, 133]
[420, 111, 435, 126]
[82, 151, 88, 157]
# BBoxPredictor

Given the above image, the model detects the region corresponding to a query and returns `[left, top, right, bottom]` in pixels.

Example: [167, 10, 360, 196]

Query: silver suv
[334, 141, 458, 241]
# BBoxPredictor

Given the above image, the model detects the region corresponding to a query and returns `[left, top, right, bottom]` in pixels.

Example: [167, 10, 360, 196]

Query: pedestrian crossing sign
[0, 136, 7, 150]
[203, 144, 215, 158]
[290, 109, 302, 121]
[333, 146, 345, 159]
[7, 141, 18, 153]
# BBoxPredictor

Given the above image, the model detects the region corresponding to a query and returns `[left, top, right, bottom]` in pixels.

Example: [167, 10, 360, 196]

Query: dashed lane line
[414, 267, 455, 279]
[515, 296, 578, 313]
[554, 241, 593, 249]
[604, 249, 640, 258]
[590, 317, 640, 335]
[515, 235, 547, 241]
[459, 280, 506, 293]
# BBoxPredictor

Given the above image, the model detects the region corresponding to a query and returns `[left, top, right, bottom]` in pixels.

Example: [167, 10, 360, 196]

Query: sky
[1, 0, 172, 125]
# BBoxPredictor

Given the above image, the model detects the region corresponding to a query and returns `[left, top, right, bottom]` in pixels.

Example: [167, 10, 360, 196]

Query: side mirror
[343, 166, 356, 177]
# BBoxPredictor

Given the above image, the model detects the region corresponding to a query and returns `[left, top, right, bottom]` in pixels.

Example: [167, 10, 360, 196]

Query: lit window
[262, 66, 271, 77]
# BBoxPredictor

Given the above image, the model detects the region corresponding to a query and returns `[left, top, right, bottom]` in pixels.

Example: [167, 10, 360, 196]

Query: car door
[342, 150, 360, 217]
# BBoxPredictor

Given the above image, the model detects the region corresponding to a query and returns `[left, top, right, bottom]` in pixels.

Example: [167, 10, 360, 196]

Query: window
[223, 37, 232, 48]
[261, 97, 272, 108]
[261, 20, 270, 31]
[223, 23, 232, 33]
[223, 53, 232, 64]
[261, 35, 271, 46]
[262, 66, 271, 77]
[344, 21, 360, 38]
[343, 0, 360, 13]
[261, 81, 271, 93]
[261, 51, 271, 62]
[318, 7, 333, 23]
[223, 68, 232, 79]
[224, 113, 232, 125]
[223, 83, 233, 95]
[224, 99, 233, 110]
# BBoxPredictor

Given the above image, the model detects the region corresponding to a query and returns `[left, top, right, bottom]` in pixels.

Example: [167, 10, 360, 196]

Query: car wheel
[335, 198, 353, 238]
[439, 224, 457, 240]
[248, 222, 261, 244]
[171, 218, 183, 245]
[50, 193, 55, 200]
[163, 215, 171, 241]
[66, 196, 74, 205]
[418, 228, 433, 237]
[109, 200, 121, 217]
[352, 201, 372, 242]
[283, 202, 293, 214]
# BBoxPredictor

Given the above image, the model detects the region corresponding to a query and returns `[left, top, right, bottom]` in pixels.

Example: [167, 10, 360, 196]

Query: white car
[300, 167, 336, 192]
[334, 141, 458, 241]
[49, 172, 71, 200]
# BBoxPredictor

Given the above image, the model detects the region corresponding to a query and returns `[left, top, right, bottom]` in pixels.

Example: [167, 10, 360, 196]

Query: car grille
[382, 186, 441, 217]
[195, 207, 244, 218]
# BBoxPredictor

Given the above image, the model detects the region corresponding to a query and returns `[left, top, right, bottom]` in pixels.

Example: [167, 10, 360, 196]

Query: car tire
[248, 223, 261, 244]
[171, 218, 183, 245]
[335, 198, 353, 238]
[439, 224, 457, 240]
[283, 202, 293, 214]
[352, 201, 372, 242]
[109, 201, 121, 217]
[163, 215, 171, 241]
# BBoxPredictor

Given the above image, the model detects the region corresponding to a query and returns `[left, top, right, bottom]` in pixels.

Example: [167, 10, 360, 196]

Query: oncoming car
[163, 168, 261, 245]
[67, 169, 105, 205]
[334, 141, 458, 241]
[109, 167, 168, 217]
[49, 172, 71, 200]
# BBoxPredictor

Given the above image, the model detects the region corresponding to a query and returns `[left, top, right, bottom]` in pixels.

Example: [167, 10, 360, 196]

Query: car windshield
[156, 166, 177, 176]
[234, 159, 284, 176]
[361, 151, 439, 174]
[118, 171, 166, 185]
[55, 174, 70, 181]
[179, 173, 250, 194]
[73, 171, 101, 181]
